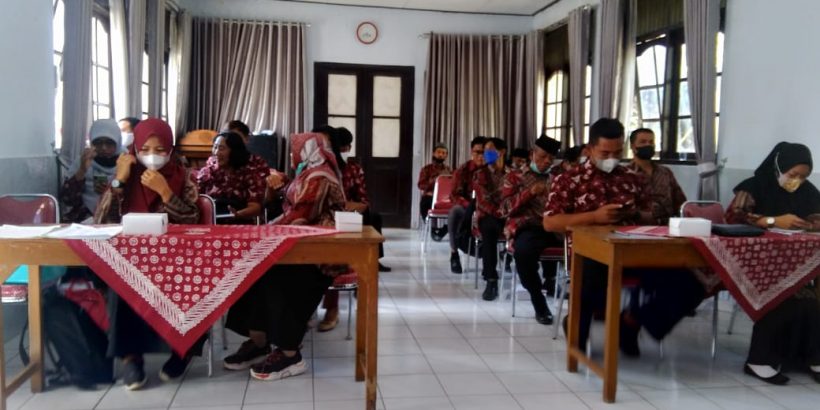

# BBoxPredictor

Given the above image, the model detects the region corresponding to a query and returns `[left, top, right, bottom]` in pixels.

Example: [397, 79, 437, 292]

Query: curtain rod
[418, 32, 525, 39]
[199, 17, 310, 27]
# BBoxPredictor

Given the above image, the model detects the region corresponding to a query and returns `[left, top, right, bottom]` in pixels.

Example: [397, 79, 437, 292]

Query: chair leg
[711, 294, 719, 359]
[727, 299, 739, 334]
[221, 315, 228, 350]
[552, 282, 566, 340]
[474, 238, 480, 290]
[208, 327, 214, 377]
[511, 263, 517, 317]
[346, 290, 353, 341]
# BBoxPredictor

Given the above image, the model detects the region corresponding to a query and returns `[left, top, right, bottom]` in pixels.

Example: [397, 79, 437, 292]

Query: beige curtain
[109, 0, 146, 118]
[596, 0, 627, 119]
[188, 18, 307, 141]
[146, 0, 165, 117]
[59, 0, 93, 169]
[168, 11, 192, 137]
[422, 33, 530, 166]
[524, 30, 545, 142]
[568, 6, 591, 146]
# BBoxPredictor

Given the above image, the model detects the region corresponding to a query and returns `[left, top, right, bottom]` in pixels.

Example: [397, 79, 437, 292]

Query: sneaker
[450, 253, 463, 274]
[250, 349, 307, 381]
[122, 359, 147, 391]
[482, 280, 498, 301]
[223, 340, 272, 370]
[159, 353, 191, 382]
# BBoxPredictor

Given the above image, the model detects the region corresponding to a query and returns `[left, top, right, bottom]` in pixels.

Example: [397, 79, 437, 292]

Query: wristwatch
[765, 217, 775, 228]
[111, 179, 125, 189]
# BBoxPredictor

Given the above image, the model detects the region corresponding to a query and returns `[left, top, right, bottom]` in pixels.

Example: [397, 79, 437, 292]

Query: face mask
[137, 153, 170, 171]
[340, 152, 353, 161]
[295, 161, 308, 176]
[121, 132, 134, 149]
[635, 145, 655, 160]
[775, 154, 804, 193]
[93, 156, 117, 168]
[483, 149, 499, 165]
[594, 157, 619, 174]
[579, 156, 588, 164]
[529, 161, 550, 175]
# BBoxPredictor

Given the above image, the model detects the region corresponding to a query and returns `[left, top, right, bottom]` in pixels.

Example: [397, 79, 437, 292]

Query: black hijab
[734, 142, 820, 218]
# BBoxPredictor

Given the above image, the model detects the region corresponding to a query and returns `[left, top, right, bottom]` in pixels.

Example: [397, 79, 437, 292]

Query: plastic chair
[326, 271, 358, 340]
[421, 175, 454, 251]
[511, 241, 565, 318]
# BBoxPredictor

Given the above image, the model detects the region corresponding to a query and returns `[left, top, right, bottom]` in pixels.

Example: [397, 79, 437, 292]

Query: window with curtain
[141, 51, 150, 118]
[53, 0, 65, 149]
[91, 15, 113, 121]
[543, 71, 568, 142]
[678, 32, 724, 153]
[569, 65, 592, 143]
[635, 40, 667, 151]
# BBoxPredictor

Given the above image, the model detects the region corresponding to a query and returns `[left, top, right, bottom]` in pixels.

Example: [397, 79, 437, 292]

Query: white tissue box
[668, 217, 711, 237]
[122, 213, 168, 235]
[335, 211, 363, 232]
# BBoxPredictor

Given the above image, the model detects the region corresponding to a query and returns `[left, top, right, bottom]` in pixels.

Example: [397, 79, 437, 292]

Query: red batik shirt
[451, 161, 480, 208]
[341, 160, 369, 206]
[197, 159, 268, 205]
[418, 162, 452, 196]
[544, 160, 649, 225]
[473, 164, 511, 221]
[501, 167, 552, 239]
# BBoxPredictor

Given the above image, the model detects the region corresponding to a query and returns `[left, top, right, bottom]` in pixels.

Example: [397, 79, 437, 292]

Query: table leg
[355, 262, 367, 382]
[0, 300, 7, 410]
[27, 265, 44, 393]
[602, 257, 622, 403]
[567, 250, 584, 372]
[364, 255, 379, 410]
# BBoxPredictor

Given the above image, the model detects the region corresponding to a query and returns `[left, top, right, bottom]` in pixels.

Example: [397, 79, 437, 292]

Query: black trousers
[575, 258, 705, 348]
[420, 195, 433, 220]
[362, 209, 385, 259]
[747, 291, 820, 367]
[513, 226, 562, 316]
[226, 264, 333, 350]
[478, 216, 505, 281]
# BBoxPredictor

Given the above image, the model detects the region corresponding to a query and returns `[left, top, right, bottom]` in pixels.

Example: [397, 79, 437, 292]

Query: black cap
[535, 135, 560, 156]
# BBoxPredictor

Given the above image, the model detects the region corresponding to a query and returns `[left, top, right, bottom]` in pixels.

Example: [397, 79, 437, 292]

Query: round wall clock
[356, 21, 378, 45]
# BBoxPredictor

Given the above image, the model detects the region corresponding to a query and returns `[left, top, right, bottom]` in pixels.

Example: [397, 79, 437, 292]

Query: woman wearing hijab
[224, 132, 346, 382]
[94, 118, 201, 390]
[60, 119, 121, 223]
[726, 142, 820, 385]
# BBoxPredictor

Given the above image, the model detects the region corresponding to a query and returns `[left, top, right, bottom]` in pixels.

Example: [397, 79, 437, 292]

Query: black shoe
[431, 227, 446, 242]
[535, 308, 554, 325]
[810, 369, 820, 384]
[482, 281, 498, 301]
[744, 364, 789, 385]
[378, 263, 392, 272]
[224, 340, 272, 370]
[450, 253, 463, 274]
[122, 358, 147, 391]
[250, 349, 307, 381]
[159, 353, 192, 382]
[619, 313, 641, 358]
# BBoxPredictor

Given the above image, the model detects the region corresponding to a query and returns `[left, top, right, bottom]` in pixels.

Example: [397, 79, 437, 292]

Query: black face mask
[94, 155, 118, 168]
[635, 145, 655, 160]
[432, 157, 445, 165]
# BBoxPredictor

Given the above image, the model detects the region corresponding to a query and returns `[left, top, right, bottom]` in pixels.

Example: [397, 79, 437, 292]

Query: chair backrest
[680, 200, 726, 224]
[431, 175, 455, 210]
[0, 194, 60, 224]
[179, 129, 218, 147]
[196, 194, 217, 225]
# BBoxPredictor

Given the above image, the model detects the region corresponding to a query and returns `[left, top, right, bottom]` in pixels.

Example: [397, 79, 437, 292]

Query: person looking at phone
[543, 118, 706, 357]
[59, 119, 122, 223]
[725, 142, 820, 384]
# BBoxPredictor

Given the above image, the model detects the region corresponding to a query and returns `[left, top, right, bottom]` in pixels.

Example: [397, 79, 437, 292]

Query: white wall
[532, 0, 599, 30]
[0, 0, 57, 195]
[179, 0, 532, 226]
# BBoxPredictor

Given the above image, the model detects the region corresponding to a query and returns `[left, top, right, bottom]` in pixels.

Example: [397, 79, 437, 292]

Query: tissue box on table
[335, 211, 363, 232]
[122, 213, 168, 235]
[668, 217, 711, 237]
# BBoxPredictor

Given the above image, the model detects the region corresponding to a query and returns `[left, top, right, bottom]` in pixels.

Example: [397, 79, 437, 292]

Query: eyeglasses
[472, 150, 484, 155]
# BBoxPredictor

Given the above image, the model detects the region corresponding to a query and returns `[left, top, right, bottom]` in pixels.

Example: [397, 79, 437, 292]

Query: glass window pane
[53, 0, 65, 52]
[92, 67, 99, 105]
[677, 118, 695, 153]
[373, 76, 401, 117]
[680, 44, 688, 80]
[653, 45, 666, 85]
[555, 103, 563, 129]
[141, 84, 149, 115]
[142, 52, 150, 83]
[328, 74, 357, 116]
[584, 97, 590, 124]
[644, 120, 663, 151]
[679, 80, 690, 117]
[547, 73, 559, 103]
[715, 116, 720, 145]
[99, 106, 110, 120]
[715, 75, 722, 112]
[584, 66, 592, 96]
[96, 20, 109, 67]
[98, 68, 110, 105]
[327, 116, 356, 157]
[372, 118, 400, 158]
[637, 48, 657, 87]
[546, 104, 557, 129]
[639, 89, 660, 119]
[716, 32, 724, 73]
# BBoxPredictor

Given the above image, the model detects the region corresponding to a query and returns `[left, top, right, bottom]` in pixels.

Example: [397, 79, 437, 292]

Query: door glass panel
[372, 118, 400, 158]
[327, 116, 357, 157]
[373, 76, 401, 117]
[328, 74, 357, 116]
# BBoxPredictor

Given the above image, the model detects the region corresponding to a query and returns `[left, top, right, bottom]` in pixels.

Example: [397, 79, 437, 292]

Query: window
[91, 16, 112, 121]
[569, 65, 593, 143]
[53, 0, 64, 149]
[543, 71, 568, 142]
[141, 51, 150, 118]
[678, 32, 724, 152]
[635, 42, 667, 151]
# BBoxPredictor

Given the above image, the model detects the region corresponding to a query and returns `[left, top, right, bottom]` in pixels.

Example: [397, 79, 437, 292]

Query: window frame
[542, 69, 570, 144]
[90, 11, 114, 122]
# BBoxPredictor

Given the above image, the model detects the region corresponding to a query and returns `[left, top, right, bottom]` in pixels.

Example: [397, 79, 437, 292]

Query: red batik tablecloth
[64, 224, 335, 355]
[690, 232, 820, 321]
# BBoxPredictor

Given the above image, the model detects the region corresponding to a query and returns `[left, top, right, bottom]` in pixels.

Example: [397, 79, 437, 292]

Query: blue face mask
[530, 161, 550, 175]
[483, 149, 499, 165]
[295, 161, 308, 176]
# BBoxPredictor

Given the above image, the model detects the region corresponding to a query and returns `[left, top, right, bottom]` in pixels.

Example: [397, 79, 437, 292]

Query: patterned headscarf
[286, 132, 344, 206]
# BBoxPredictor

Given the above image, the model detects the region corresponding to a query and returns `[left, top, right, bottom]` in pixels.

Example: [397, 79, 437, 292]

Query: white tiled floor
[4, 228, 820, 409]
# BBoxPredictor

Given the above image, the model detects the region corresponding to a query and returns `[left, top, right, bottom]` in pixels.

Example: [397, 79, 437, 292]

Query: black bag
[19, 286, 113, 389]
[711, 224, 766, 237]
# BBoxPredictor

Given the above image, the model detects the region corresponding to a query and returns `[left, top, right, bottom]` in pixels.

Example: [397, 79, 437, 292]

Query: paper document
[0, 225, 60, 239]
[768, 228, 805, 236]
[45, 224, 123, 239]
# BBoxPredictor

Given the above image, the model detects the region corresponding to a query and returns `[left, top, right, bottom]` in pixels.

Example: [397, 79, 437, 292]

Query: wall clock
[356, 21, 378, 45]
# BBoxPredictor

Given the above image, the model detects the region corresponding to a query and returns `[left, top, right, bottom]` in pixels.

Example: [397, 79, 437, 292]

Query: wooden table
[0, 227, 384, 410]
[565, 226, 707, 403]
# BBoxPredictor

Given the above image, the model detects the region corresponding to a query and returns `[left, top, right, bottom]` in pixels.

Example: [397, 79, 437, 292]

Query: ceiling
[278, 0, 561, 16]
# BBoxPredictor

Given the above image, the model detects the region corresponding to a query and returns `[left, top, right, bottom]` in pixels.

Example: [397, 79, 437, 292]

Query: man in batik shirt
[418, 143, 452, 240]
[626, 128, 687, 224]
[543, 118, 705, 357]
[501, 135, 561, 324]
[473, 137, 510, 301]
[447, 136, 487, 273]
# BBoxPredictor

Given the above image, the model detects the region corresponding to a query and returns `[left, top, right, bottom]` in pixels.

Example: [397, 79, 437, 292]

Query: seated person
[543, 118, 705, 357]
[626, 128, 686, 224]
[418, 143, 452, 240]
[473, 137, 510, 301]
[725, 142, 820, 385]
[224, 132, 346, 381]
[502, 135, 561, 324]
[118, 116, 140, 151]
[197, 131, 266, 222]
[60, 119, 122, 223]
[510, 147, 530, 171]
[553, 144, 584, 176]
[94, 118, 202, 390]
[448, 137, 487, 273]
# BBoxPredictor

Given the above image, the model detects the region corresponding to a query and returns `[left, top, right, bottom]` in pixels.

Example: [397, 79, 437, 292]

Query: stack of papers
[46, 224, 123, 239]
[769, 228, 804, 236]
[0, 225, 60, 239]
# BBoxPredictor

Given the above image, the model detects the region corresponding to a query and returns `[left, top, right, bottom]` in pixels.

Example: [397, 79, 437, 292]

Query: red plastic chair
[196, 194, 217, 225]
[680, 200, 726, 224]
[422, 175, 455, 251]
[327, 270, 358, 340]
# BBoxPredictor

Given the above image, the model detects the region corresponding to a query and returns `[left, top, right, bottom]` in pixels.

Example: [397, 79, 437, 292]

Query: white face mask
[121, 132, 134, 149]
[594, 157, 619, 174]
[340, 152, 353, 161]
[579, 156, 588, 164]
[138, 153, 170, 171]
